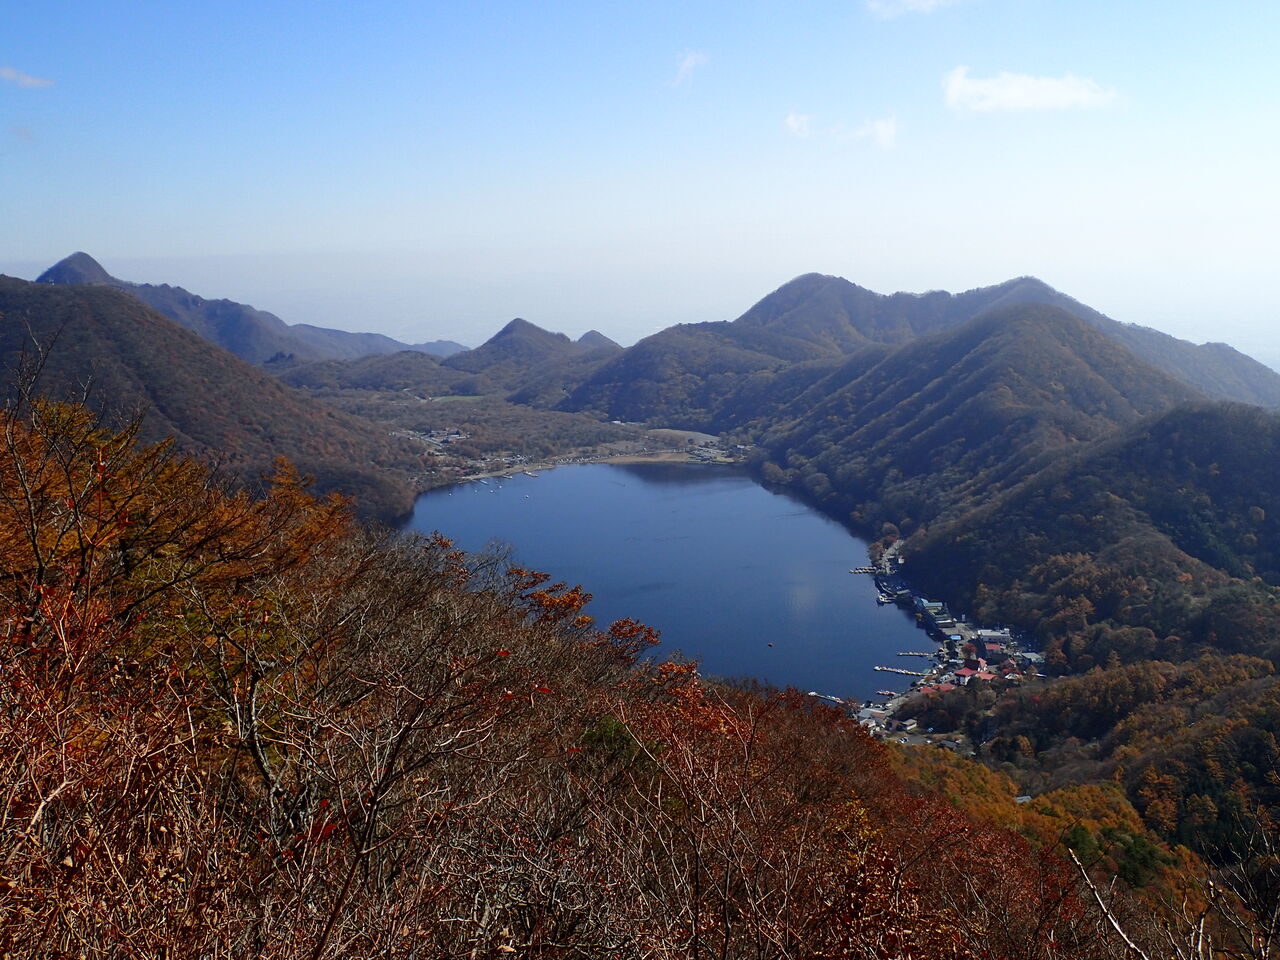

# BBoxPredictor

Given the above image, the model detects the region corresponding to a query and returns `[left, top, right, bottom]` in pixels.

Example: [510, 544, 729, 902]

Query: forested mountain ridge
[36, 252, 466, 363]
[728, 272, 1080, 356]
[441, 316, 618, 391]
[864, 397, 1280, 863]
[557, 322, 794, 426]
[741, 273, 1280, 408]
[0, 275, 422, 522]
[756, 303, 1204, 528]
[555, 273, 1280, 427]
[706, 292, 1280, 860]
[910, 401, 1280, 659]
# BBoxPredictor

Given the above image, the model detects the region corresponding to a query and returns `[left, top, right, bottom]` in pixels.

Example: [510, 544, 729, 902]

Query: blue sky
[3, 1, 1279, 365]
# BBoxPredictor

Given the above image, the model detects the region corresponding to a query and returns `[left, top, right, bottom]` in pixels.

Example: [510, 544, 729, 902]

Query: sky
[3, 0, 1279, 365]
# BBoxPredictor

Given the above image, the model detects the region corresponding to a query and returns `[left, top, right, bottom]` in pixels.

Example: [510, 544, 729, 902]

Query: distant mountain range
[36, 252, 468, 364]
[732, 272, 1280, 405]
[273, 317, 624, 402]
[554, 273, 1280, 427]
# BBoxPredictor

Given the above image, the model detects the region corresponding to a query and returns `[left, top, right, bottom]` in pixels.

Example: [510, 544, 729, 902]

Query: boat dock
[874, 665, 928, 677]
[807, 692, 848, 706]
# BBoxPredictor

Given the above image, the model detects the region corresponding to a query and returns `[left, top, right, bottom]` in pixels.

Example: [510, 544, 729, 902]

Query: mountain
[911, 401, 1280, 639]
[552, 275, 1099, 426]
[1094, 323, 1280, 409]
[442, 317, 609, 390]
[736, 274, 1280, 406]
[0, 275, 423, 522]
[560, 323, 793, 427]
[554, 273, 1280, 428]
[36, 252, 466, 364]
[577, 329, 621, 350]
[34, 250, 114, 285]
[897, 400, 1280, 860]
[500, 330, 624, 408]
[721, 279, 1280, 866]
[759, 303, 1204, 529]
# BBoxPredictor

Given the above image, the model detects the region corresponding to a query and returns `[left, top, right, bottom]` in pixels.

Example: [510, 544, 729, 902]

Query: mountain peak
[495, 316, 538, 335]
[37, 252, 115, 286]
[488, 317, 569, 345]
[577, 329, 620, 350]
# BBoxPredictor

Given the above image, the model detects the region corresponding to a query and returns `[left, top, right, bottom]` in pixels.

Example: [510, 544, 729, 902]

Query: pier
[807, 692, 848, 706]
[874, 665, 928, 677]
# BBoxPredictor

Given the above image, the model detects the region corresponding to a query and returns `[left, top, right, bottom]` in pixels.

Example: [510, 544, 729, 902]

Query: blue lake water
[405, 462, 930, 702]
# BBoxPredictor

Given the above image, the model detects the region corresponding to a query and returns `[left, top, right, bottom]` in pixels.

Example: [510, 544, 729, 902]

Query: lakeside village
[813, 542, 1046, 751]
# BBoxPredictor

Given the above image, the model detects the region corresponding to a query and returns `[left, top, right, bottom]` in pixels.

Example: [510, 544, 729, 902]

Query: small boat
[876, 690, 896, 698]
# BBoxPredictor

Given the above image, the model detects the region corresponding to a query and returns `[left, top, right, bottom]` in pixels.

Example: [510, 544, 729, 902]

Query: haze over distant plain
[3, 1, 1278, 368]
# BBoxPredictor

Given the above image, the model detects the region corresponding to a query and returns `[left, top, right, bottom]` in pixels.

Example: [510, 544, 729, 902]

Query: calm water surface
[405, 462, 930, 702]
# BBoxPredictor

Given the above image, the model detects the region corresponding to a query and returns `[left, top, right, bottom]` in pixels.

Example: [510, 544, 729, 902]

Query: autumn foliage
[0, 398, 1164, 958]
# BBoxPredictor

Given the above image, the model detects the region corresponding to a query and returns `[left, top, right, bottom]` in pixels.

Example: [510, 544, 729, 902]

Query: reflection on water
[406, 462, 928, 702]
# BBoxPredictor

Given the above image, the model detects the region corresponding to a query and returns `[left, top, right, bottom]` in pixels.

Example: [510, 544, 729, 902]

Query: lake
[405, 462, 931, 702]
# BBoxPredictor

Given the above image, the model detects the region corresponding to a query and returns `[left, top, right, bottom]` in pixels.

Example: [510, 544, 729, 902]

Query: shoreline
[444, 449, 735, 485]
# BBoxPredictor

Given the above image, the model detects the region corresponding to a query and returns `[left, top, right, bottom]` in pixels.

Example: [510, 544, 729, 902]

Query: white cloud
[867, 0, 963, 18]
[944, 66, 1116, 112]
[785, 112, 812, 138]
[854, 115, 898, 148]
[672, 50, 708, 87]
[0, 66, 53, 89]
[792, 113, 897, 149]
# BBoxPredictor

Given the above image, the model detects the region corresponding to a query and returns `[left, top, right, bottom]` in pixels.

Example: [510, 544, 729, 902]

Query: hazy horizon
[5, 1, 1279, 367]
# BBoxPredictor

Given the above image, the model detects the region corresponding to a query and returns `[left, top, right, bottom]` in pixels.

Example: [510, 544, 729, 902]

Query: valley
[10, 6, 1278, 953]
[6, 251, 1280, 953]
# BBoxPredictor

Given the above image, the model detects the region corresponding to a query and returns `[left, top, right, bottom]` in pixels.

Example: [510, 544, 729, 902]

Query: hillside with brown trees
[5, 395, 1261, 959]
[0, 275, 423, 523]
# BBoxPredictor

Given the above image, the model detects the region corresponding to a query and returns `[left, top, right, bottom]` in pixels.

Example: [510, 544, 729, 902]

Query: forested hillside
[556, 273, 1280, 427]
[442, 317, 618, 391]
[0, 276, 422, 522]
[758, 304, 1202, 529]
[0, 397, 1209, 959]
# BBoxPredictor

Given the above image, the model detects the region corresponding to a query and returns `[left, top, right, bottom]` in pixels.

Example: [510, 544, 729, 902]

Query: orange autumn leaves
[0, 399, 1153, 959]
